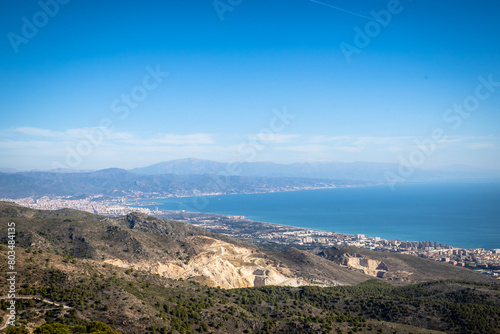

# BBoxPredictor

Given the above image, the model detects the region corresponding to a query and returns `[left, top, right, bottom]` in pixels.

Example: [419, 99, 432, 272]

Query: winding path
[0, 296, 72, 330]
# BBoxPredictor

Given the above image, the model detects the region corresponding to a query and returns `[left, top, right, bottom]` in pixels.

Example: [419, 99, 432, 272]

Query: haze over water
[149, 181, 500, 250]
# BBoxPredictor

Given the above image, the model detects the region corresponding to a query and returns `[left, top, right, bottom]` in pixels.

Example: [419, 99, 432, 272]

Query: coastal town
[4, 195, 500, 278]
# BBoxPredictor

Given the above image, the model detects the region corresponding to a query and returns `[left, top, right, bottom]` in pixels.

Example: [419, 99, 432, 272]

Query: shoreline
[150, 209, 500, 275]
[125, 182, 375, 203]
[151, 208, 455, 249]
[4, 182, 498, 251]
[135, 184, 500, 251]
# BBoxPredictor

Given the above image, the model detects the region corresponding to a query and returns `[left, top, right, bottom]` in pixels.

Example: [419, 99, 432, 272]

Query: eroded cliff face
[104, 236, 306, 288]
[341, 253, 388, 278]
[338, 253, 414, 281]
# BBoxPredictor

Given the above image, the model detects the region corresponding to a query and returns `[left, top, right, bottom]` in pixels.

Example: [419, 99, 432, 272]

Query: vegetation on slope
[0, 202, 498, 333]
[1, 244, 499, 333]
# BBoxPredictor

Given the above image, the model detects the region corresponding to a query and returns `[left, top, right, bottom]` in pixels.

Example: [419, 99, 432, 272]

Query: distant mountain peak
[128, 159, 500, 181]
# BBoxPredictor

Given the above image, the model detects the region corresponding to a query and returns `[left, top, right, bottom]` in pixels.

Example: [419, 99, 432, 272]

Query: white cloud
[248, 133, 300, 143]
[0, 126, 219, 169]
[0, 140, 56, 150]
[1, 128, 499, 170]
[279, 144, 329, 152]
[353, 136, 412, 146]
[465, 142, 495, 150]
[153, 133, 215, 145]
[308, 135, 351, 144]
[306, 136, 415, 153]
[332, 145, 364, 152]
[5, 127, 216, 146]
[379, 146, 406, 152]
[14, 127, 64, 138]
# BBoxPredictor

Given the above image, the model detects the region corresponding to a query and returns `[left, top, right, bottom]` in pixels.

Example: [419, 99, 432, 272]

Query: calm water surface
[145, 181, 500, 249]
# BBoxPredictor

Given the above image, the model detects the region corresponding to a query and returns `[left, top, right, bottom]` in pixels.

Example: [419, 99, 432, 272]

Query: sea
[144, 181, 500, 250]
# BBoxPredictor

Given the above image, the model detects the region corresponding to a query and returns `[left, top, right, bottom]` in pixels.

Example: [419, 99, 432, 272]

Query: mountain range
[1, 159, 499, 199]
[3, 159, 500, 181]
[129, 158, 500, 181]
[0, 168, 344, 199]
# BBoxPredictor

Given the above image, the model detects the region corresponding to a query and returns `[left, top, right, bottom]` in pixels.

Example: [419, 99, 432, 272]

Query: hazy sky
[1, 0, 499, 170]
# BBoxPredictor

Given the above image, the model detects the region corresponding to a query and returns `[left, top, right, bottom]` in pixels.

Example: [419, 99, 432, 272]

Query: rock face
[104, 235, 305, 289]
[114, 213, 307, 288]
[341, 253, 388, 278]
[316, 247, 439, 283]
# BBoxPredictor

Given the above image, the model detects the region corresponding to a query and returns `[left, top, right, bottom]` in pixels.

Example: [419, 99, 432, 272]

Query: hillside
[316, 246, 495, 284]
[0, 202, 498, 333]
[0, 202, 492, 288]
[0, 202, 372, 289]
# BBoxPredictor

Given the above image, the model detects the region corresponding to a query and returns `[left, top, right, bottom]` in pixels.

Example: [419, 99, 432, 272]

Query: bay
[146, 181, 500, 250]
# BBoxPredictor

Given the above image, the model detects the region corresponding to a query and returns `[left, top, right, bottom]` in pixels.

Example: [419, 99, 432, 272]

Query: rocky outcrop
[341, 253, 388, 278]
[104, 236, 307, 289]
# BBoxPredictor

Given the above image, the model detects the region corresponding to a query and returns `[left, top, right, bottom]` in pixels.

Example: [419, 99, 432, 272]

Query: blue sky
[0, 0, 499, 170]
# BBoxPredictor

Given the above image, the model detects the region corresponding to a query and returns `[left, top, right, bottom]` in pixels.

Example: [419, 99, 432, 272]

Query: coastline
[4, 181, 499, 251]
[125, 182, 374, 203]
[2, 190, 499, 275]
[149, 209, 500, 276]
[138, 182, 500, 251]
